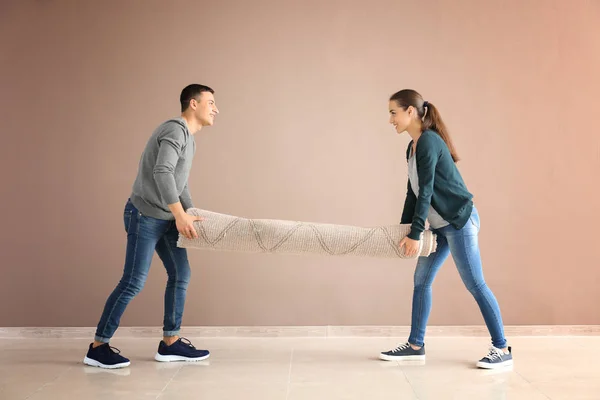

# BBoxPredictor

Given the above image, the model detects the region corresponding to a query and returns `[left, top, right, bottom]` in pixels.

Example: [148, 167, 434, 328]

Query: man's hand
[175, 213, 203, 239]
[168, 201, 203, 239]
[399, 237, 420, 258]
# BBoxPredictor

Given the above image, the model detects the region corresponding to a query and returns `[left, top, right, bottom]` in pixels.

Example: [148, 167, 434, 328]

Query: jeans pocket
[124, 210, 133, 232]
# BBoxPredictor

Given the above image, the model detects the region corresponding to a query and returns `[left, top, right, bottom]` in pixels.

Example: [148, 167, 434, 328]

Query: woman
[379, 89, 512, 369]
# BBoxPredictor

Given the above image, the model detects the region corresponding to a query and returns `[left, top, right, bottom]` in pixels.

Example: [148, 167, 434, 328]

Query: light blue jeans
[408, 207, 507, 349]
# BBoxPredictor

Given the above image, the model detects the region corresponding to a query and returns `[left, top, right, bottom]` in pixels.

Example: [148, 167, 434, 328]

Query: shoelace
[482, 347, 505, 361]
[178, 337, 196, 349]
[391, 342, 411, 353]
[103, 345, 122, 355]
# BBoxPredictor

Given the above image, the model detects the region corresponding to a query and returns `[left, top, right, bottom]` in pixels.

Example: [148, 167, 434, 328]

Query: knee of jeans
[466, 280, 488, 296]
[118, 277, 146, 297]
[167, 267, 191, 285]
[413, 271, 434, 289]
[413, 281, 433, 291]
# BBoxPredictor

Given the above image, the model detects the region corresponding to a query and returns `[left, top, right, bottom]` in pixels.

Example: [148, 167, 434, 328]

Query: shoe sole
[476, 359, 513, 369]
[379, 354, 426, 361]
[83, 356, 130, 369]
[154, 353, 211, 362]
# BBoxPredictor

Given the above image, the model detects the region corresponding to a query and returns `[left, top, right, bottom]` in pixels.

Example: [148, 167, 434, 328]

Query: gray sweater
[130, 117, 195, 220]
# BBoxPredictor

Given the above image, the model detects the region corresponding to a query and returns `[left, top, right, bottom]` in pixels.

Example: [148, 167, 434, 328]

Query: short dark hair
[180, 84, 214, 112]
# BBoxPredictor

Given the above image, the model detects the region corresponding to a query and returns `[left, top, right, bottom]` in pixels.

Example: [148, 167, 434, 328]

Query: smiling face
[191, 91, 219, 127]
[388, 100, 415, 134]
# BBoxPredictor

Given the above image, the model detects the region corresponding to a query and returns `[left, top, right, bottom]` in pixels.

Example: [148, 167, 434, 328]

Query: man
[83, 84, 219, 369]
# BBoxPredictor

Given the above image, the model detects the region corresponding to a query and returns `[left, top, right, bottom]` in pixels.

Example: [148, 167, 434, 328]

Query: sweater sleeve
[400, 179, 417, 224]
[408, 134, 440, 240]
[400, 141, 417, 224]
[179, 183, 194, 211]
[153, 126, 186, 205]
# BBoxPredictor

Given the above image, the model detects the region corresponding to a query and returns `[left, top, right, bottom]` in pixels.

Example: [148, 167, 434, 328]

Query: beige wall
[1, 0, 599, 328]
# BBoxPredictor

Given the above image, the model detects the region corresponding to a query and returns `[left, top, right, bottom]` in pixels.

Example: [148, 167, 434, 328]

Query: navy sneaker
[83, 343, 131, 369]
[379, 342, 426, 361]
[476, 346, 513, 369]
[154, 337, 210, 362]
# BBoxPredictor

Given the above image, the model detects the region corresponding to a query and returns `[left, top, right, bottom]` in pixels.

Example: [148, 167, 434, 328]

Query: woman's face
[388, 100, 415, 134]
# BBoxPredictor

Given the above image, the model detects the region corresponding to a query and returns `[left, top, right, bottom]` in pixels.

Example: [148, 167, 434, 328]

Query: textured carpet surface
[178, 209, 437, 259]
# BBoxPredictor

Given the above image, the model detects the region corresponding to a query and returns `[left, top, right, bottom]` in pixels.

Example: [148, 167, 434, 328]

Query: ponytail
[421, 102, 460, 162]
[390, 89, 460, 162]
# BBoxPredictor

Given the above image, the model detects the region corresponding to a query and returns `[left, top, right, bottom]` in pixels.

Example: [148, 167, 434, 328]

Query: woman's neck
[407, 122, 423, 145]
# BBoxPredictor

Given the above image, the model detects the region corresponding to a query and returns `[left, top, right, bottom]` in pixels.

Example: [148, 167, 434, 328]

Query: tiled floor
[0, 336, 598, 399]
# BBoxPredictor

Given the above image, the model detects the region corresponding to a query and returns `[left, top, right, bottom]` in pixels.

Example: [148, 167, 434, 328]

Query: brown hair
[390, 89, 460, 162]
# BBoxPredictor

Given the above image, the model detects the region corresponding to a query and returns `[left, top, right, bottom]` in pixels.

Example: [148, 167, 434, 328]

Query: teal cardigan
[400, 130, 474, 240]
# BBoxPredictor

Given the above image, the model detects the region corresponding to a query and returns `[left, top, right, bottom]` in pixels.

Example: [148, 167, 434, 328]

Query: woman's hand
[399, 237, 420, 257]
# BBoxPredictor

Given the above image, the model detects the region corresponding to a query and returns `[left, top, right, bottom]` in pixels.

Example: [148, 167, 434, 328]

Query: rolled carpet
[177, 208, 437, 258]
[177, 209, 437, 259]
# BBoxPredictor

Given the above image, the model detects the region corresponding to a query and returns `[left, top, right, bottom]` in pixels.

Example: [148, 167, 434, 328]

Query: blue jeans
[95, 199, 191, 343]
[408, 207, 507, 349]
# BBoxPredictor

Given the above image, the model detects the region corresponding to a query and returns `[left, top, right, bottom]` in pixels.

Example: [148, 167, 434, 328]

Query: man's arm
[179, 183, 194, 211]
[153, 127, 201, 238]
[153, 128, 185, 206]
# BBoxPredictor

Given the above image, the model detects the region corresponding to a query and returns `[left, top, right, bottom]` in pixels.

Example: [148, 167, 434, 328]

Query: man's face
[192, 92, 219, 126]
